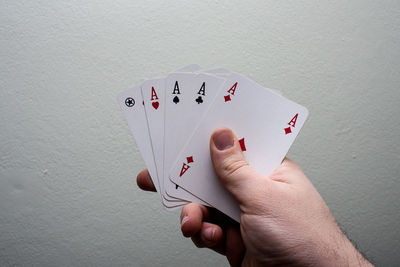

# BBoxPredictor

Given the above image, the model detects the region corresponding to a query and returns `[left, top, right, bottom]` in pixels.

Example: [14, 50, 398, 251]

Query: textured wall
[1, 1, 399, 266]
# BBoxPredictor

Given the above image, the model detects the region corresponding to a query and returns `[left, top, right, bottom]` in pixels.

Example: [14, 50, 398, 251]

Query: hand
[137, 128, 372, 267]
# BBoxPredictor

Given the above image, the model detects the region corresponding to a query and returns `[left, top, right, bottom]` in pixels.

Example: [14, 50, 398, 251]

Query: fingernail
[213, 129, 234, 151]
[203, 228, 215, 241]
[181, 216, 189, 226]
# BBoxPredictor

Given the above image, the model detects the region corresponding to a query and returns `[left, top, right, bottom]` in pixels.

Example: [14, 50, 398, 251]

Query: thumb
[210, 128, 269, 210]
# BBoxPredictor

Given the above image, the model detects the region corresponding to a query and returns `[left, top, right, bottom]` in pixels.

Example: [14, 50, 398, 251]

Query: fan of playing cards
[118, 64, 309, 222]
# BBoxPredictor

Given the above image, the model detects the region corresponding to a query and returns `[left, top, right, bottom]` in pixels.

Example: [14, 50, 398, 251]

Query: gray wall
[1, 1, 399, 266]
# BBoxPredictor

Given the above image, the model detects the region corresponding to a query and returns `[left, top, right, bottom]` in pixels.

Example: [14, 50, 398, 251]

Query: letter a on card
[151, 87, 159, 100]
[179, 163, 190, 177]
[224, 82, 238, 102]
[288, 113, 298, 127]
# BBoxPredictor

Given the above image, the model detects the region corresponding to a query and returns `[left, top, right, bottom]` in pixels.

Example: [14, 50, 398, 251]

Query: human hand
[137, 128, 372, 267]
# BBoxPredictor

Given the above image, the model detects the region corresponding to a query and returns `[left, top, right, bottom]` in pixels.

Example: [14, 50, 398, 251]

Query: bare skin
[137, 128, 372, 267]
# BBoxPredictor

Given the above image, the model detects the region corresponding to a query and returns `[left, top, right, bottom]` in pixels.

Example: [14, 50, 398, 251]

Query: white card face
[141, 78, 188, 207]
[139, 65, 202, 207]
[117, 85, 162, 201]
[163, 73, 226, 204]
[201, 70, 281, 96]
[141, 79, 164, 189]
[169, 74, 309, 221]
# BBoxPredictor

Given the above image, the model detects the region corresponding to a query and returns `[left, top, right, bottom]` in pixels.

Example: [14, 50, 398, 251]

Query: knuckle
[221, 158, 249, 178]
[283, 158, 301, 170]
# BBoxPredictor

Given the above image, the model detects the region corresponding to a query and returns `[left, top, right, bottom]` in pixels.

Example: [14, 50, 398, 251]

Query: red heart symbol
[152, 101, 159, 110]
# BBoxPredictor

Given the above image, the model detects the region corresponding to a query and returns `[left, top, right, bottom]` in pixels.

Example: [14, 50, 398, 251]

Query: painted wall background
[1, 1, 399, 266]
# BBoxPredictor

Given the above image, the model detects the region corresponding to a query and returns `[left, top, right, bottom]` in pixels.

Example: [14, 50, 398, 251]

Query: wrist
[312, 230, 372, 267]
[340, 238, 373, 267]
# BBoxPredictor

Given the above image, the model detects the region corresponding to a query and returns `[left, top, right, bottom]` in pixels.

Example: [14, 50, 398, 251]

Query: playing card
[169, 73, 309, 221]
[142, 78, 190, 208]
[201, 69, 282, 96]
[117, 85, 162, 201]
[140, 65, 202, 207]
[163, 72, 226, 204]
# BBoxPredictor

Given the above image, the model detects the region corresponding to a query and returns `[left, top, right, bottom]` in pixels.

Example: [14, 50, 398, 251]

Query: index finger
[136, 169, 157, 192]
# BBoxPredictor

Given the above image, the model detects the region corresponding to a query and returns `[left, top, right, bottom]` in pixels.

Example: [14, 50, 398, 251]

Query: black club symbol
[125, 97, 135, 107]
[195, 96, 203, 104]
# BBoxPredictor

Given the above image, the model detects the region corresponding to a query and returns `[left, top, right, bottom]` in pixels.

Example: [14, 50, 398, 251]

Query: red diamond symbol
[186, 156, 194, 164]
[224, 95, 231, 102]
[284, 127, 292, 135]
[238, 138, 246, 151]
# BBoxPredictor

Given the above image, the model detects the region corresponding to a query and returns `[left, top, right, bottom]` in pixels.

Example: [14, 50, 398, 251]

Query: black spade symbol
[195, 96, 203, 104]
[173, 96, 180, 104]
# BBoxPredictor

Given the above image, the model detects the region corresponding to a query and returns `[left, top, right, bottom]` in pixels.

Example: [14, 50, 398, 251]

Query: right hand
[138, 128, 372, 266]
